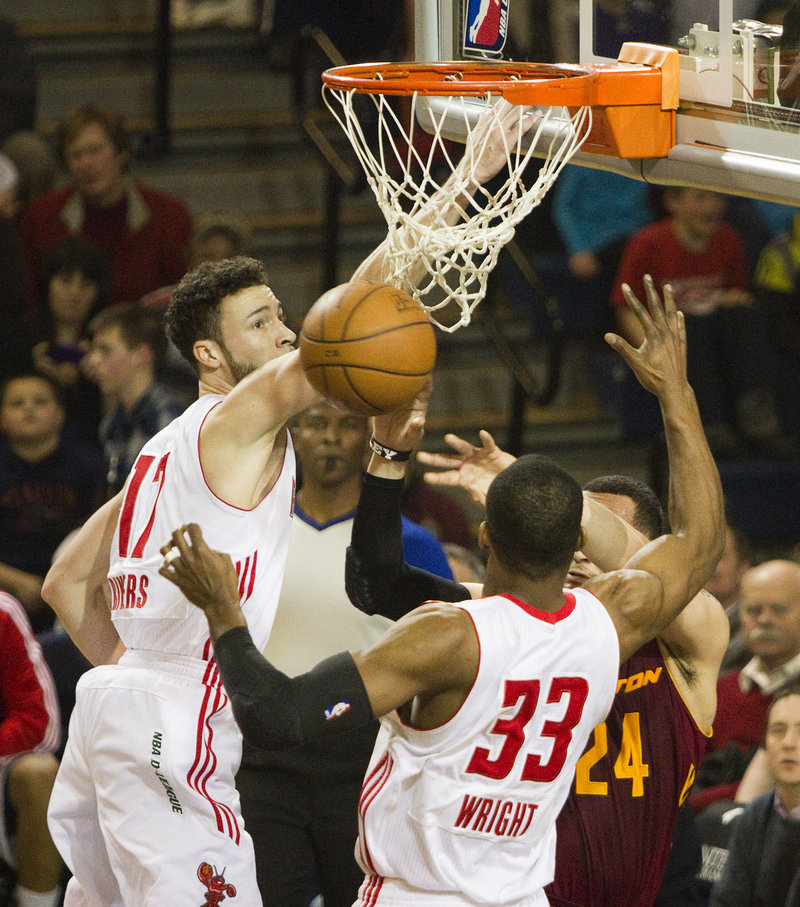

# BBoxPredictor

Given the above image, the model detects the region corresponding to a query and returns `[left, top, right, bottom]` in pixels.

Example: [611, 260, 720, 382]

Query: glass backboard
[413, 0, 800, 205]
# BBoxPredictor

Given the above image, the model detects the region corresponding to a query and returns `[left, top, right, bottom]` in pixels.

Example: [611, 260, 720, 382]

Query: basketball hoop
[322, 51, 678, 331]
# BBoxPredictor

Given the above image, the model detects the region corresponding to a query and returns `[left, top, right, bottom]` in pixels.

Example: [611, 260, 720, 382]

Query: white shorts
[355, 876, 551, 907]
[48, 650, 262, 906]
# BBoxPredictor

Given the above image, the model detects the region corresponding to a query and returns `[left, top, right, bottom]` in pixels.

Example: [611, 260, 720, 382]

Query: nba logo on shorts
[463, 0, 509, 57]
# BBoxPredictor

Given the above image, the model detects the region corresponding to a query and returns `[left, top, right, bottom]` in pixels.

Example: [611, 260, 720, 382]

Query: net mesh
[323, 86, 592, 331]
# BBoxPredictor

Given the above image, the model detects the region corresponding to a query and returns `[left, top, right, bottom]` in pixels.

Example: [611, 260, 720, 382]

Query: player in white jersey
[355, 589, 618, 906]
[157, 278, 725, 906]
[44, 257, 312, 906]
[41, 105, 539, 905]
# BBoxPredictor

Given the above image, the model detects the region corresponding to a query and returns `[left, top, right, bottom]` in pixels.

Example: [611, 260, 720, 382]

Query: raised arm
[345, 382, 473, 619]
[201, 347, 320, 475]
[353, 100, 538, 285]
[41, 492, 125, 666]
[586, 278, 725, 660]
[159, 524, 477, 750]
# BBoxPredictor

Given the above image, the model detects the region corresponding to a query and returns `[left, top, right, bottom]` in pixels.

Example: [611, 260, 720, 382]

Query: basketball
[298, 281, 436, 415]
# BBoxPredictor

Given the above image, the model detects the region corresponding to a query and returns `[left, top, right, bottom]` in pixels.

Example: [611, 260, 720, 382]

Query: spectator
[706, 512, 755, 674]
[238, 400, 452, 905]
[84, 304, 187, 497]
[551, 165, 655, 341]
[19, 104, 193, 314]
[1, 130, 59, 216]
[189, 215, 251, 268]
[0, 589, 63, 907]
[710, 685, 800, 905]
[0, 373, 103, 633]
[693, 560, 800, 813]
[29, 236, 109, 446]
[612, 187, 794, 458]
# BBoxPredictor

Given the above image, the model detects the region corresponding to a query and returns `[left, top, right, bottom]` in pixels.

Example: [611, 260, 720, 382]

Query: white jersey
[356, 589, 619, 906]
[108, 394, 296, 659]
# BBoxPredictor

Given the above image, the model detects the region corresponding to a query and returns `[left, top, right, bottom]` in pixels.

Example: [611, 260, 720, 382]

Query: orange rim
[322, 61, 598, 106]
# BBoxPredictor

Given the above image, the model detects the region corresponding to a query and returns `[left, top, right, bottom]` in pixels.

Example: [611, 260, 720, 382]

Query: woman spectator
[30, 236, 108, 446]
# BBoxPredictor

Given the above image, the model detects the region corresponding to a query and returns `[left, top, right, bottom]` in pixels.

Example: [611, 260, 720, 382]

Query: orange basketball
[298, 281, 436, 415]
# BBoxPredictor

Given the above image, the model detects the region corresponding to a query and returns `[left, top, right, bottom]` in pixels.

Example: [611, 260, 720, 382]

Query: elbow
[41, 562, 64, 610]
[229, 696, 304, 751]
[344, 545, 380, 615]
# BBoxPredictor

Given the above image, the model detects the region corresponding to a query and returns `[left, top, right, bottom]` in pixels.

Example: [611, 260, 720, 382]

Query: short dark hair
[56, 104, 130, 163]
[485, 454, 583, 581]
[0, 371, 65, 410]
[164, 256, 270, 371]
[38, 236, 111, 313]
[89, 304, 168, 368]
[765, 682, 800, 737]
[582, 475, 667, 540]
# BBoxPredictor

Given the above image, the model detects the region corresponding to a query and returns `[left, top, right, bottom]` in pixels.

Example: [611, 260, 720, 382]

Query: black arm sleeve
[345, 472, 469, 621]
[212, 626, 374, 751]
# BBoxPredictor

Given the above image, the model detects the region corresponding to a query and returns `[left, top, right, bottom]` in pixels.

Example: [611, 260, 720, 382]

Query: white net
[323, 86, 592, 331]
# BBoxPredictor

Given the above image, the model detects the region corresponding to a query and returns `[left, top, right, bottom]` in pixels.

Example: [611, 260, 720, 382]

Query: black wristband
[369, 435, 412, 462]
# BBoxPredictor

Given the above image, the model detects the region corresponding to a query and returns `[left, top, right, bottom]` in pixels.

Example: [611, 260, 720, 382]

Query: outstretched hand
[605, 275, 687, 398]
[159, 524, 245, 640]
[416, 430, 515, 507]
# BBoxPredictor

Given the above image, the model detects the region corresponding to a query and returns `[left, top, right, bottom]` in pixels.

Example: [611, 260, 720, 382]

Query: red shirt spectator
[19, 104, 192, 314]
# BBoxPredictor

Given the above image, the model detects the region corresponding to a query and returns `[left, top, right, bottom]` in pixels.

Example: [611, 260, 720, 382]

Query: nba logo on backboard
[463, 0, 509, 57]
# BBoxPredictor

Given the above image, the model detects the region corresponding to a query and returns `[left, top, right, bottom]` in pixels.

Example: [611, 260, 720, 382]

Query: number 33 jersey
[108, 395, 296, 659]
[357, 589, 618, 905]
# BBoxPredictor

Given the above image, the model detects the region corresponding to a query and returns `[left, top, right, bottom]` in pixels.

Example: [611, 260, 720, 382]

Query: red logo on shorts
[198, 862, 237, 905]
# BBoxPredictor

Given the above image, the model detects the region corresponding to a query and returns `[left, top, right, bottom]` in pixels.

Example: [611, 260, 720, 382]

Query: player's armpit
[658, 589, 728, 667]
[212, 626, 375, 750]
[585, 567, 665, 663]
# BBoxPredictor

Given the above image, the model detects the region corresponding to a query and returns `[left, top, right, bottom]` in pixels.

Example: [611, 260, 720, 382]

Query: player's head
[483, 454, 583, 582]
[583, 475, 666, 539]
[566, 475, 666, 589]
[165, 256, 294, 382]
[292, 401, 370, 490]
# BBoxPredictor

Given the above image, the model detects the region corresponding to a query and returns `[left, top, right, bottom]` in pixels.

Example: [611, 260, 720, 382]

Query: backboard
[414, 0, 800, 205]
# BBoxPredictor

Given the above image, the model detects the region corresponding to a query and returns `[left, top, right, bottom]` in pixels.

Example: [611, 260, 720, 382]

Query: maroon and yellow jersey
[546, 639, 709, 907]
